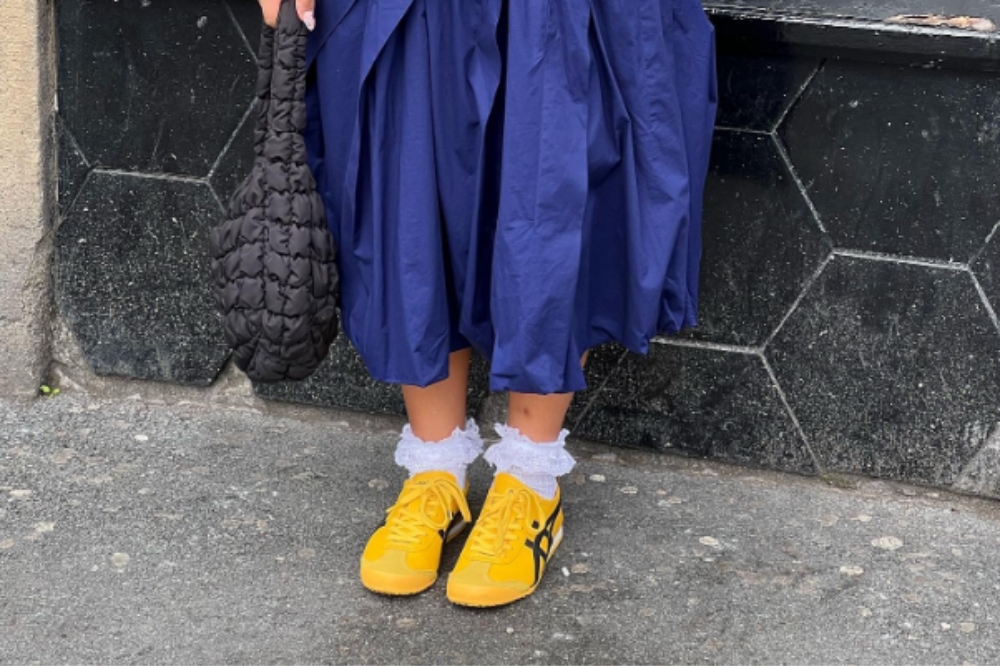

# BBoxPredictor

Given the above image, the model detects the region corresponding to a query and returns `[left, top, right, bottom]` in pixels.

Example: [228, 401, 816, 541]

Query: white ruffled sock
[483, 424, 576, 500]
[393, 418, 484, 488]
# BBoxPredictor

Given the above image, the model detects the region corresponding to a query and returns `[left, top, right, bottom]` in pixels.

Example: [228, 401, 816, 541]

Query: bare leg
[507, 392, 575, 442]
[401, 349, 472, 441]
[361, 348, 479, 597]
[506, 351, 589, 442]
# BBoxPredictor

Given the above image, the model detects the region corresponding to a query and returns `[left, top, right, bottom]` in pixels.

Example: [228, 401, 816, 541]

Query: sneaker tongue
[410, 470, 459, 485]
[491, 472, 528, 494]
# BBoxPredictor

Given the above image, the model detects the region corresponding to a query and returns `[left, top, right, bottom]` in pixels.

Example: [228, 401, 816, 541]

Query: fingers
[259, 0, 279, 27]
[296, 0, 316, 30]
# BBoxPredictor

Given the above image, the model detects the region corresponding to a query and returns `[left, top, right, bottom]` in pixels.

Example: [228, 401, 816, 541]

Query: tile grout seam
[90, 168, 209, 186]
[60, 119, 92, 170]
[59, 169, 96, 229]
[761, 251, 834, 352]
[967, 217, 1000, 267]
[222, 0, 259, 60]
[569, 348, 629, 431]
[651, 336, 760, 356]
[953, 421, 1000, 491]
[771, 133, 829, 237]
[206, 98, 256, 183]
[970, 271, 1000, 339]
[760, 353, 825, 475]
[770, 58, 824, 135]
[714, 125, 771, 136]
[834, 248, 969, 271]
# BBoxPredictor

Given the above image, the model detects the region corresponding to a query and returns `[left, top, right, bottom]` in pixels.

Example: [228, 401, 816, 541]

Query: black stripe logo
[524, 501, 561, 585]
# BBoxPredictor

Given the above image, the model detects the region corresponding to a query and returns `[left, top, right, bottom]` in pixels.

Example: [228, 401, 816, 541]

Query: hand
[258, 0, 316, 30]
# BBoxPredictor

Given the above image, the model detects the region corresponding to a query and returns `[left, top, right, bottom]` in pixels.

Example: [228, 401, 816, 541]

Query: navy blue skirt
[304, 0, 717, 394]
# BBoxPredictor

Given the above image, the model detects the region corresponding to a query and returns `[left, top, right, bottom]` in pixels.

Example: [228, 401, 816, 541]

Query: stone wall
[0, 0, 56, 402]
[50, 0, 1000, 498]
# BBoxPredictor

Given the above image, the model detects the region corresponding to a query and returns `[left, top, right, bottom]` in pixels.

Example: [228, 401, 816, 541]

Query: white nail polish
[303, 10, 316, 31]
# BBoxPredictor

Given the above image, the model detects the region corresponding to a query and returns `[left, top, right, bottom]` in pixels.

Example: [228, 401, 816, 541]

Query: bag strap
[267, 0, 309, 137]
[253, 23, 276, 158]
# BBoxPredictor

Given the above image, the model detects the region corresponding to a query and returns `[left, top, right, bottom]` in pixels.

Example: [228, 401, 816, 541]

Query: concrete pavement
[2, 392, 999, 664]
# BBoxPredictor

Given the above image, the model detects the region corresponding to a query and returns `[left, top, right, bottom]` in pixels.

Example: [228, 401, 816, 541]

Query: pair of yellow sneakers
[360, 470, 564, 607]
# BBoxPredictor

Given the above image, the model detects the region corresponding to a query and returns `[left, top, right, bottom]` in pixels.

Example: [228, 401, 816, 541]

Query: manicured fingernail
[303, 11, 316, 30]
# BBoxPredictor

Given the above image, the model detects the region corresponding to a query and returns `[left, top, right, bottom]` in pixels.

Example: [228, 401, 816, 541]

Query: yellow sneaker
[446, 473, 564, 607]
[360, 471, 471, 596]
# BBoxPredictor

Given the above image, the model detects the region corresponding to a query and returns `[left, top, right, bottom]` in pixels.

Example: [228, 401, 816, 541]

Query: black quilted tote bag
[209, 0, 338, 382]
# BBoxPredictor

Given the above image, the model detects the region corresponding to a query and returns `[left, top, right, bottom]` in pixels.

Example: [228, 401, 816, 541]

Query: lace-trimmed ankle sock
[483, 424, 576, 500]
[393, 419, 484, 488]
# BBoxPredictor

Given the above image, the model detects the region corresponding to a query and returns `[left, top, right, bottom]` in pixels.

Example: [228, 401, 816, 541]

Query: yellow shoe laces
[385, 477, 471, 547]
[468, 487, 545, 560]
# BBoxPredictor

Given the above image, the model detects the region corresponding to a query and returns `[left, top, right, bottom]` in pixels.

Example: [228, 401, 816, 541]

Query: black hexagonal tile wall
[767, 255, 1000, 485]
[696, 130, 830, 346]
[209, 109, 256, 209]
[971, 230, 1000, 318]
[716, 54, 819, 132]
[57, 116, 90, 217]
[565, 343, 629, 427]
[225, 0, 264, 54]
[253, 334, 408, 415]
[780, 60, 1000, 262]
[254, 337, 493, 418]
[57, 0, 255, 176]
[572, 343, 817, 475]
[55, 172, 230, 385]
[50, 3, 1000, 500]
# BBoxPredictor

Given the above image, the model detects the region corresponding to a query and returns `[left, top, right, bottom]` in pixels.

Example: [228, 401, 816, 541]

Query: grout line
[651, 336, 760, 355]
[90, 168, 209, 186]
[772, 133, 829, 236]
[60, 169, 96, 227]
[760, 353, 825, 475]
[207, 186, 227, 216]
[56, 119, 95, 225]
[968, 218, 1000, 267]
[970, 271, 1000, 339]
[770, 58, 825, 135]
[833, 248, 970, 271]
[714, 125, 771, 136]
[954, 421, 1000, 488]
[569, 348, 629, 430]
[61, 119, 92, 169]
[223, 0, 258, 59]
[207, 99, 256, 181]
[762, 251, 834, 351]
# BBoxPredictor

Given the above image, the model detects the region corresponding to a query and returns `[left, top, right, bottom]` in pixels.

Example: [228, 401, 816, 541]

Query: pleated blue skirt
[304, 0, 717, 394]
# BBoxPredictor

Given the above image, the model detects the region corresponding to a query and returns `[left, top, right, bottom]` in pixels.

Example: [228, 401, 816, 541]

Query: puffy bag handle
[267, 0, 310, 138]
[252, 22, 276, 158]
